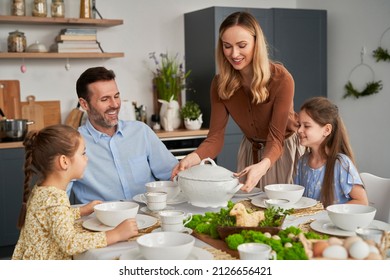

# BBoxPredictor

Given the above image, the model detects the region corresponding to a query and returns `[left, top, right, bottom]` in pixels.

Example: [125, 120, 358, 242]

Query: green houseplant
[180, 101, 202, 130]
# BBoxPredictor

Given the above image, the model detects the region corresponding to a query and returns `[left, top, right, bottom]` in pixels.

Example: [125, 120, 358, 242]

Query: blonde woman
[172, 11, 303, 192]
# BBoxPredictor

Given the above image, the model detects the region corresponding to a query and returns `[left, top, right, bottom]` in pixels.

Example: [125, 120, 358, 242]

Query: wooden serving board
[20, 100, 61, 129]
[192, 232, 239, 259]
[21, 95, 45, 131]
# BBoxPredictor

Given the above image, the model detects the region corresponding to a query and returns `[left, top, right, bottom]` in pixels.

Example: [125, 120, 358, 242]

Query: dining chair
[360, 172, 390, 223]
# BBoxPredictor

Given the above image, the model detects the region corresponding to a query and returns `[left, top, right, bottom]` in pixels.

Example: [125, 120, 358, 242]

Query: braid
[17, 130, 39, 229]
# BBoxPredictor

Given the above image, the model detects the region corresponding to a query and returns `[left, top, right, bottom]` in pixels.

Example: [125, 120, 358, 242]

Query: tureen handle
[228, 183, 244, 194]
[199, 157, 217, 166]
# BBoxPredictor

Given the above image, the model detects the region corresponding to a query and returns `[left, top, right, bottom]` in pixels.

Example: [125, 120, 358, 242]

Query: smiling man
[68, 67, 178, 204]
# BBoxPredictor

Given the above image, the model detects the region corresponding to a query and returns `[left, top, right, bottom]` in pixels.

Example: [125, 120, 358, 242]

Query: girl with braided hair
[12, 124, 138, 260]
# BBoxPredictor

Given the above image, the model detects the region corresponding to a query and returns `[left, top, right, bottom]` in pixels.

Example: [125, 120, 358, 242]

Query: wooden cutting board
[0, 80, 22, 119]
[20, 99, 61, 130]
[21, 95, 45, 131]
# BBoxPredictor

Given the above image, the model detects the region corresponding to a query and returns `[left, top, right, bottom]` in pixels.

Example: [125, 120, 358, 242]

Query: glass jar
[32, 0, 47, 17]
[8, 30, 27, 53]
[11, 0, 26, 16]
[51, 0, 64, 18]
[79, 0, 91, 19]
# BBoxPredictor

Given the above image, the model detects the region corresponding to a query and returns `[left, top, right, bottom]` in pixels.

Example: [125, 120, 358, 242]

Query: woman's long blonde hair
[217, 11, 271, 104]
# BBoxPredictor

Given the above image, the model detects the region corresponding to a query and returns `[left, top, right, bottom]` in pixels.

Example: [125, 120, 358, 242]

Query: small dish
[251, 193, 317, 210]
[140, 206, 174, 216]
[234, 188, 263, 198]
[133, 192, 187, 205]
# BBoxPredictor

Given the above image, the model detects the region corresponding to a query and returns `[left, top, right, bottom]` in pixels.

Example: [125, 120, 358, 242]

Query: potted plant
[149, 51, 191, 130]
[180, 101, 203, 130]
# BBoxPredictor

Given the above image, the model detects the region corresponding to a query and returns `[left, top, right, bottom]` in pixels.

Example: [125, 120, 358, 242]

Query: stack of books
[53, 28, 102, 53]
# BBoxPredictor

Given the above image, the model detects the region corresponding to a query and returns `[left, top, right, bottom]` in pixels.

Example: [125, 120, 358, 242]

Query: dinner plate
[250, 193, 317, 210]
[151, 227, 193, 235]
[82, 214, 157, 232]
[310, 219, 390, 237]
[119, 246, 213, 260]
[133, 192, 188, 205]
[234, 188, 263, 198]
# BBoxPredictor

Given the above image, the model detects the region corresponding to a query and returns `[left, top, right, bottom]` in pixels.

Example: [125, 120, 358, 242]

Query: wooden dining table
[73, 195, 332, 260]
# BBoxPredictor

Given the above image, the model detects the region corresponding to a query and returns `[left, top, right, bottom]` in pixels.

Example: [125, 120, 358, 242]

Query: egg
[323, 245, 348, 259]
[263, 232, 272, 238]
[272, 235, 281, 240]
[328, 237, 343, 246]
[312, 241, 329, 257]
[368, 245, 380, 255]
[343, 236, 363, 250]
[365, 252, 382, 260]
[349, 240, 370, 259]
[284, 242, 293, 248]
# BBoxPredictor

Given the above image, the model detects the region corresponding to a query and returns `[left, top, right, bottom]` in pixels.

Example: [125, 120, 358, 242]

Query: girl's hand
[170, 152, 201, 180]
[80, 200, 102, 216]
[106, 218, 139, 245]
[234, 158, 271, 192]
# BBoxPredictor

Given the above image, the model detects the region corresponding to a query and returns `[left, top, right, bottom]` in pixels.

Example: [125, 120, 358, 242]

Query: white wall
[0, 0, 389, 177]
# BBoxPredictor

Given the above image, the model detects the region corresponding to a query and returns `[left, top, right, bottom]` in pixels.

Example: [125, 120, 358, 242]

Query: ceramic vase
[184, 114, 203, 130]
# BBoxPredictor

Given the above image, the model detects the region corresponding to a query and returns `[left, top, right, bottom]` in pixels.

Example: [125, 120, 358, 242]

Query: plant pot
[184, 115, 202, 130]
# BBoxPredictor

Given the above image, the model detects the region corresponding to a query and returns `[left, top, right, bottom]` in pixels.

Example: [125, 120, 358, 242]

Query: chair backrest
[360, 172, 390, 223]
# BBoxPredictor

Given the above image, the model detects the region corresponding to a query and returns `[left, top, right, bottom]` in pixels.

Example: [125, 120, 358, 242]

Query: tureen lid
[178, 158, 236, 181]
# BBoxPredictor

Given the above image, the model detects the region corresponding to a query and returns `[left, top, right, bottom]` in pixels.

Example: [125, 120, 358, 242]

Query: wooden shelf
[0, 15, 123, 26]
[0, 52, 124, 59]
[156, 128, 209, 139]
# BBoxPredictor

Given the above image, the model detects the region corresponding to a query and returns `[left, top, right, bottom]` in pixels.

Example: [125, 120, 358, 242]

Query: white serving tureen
[176, 158, 242, 208]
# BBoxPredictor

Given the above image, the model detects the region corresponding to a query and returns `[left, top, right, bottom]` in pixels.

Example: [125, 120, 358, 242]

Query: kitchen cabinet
[0, 15, 124, 59]
[0, 147, 24, 258]
[184, 7, 327, 171]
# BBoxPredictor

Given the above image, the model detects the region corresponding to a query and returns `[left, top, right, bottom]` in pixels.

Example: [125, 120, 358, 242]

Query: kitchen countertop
[0, 141, 23, 149]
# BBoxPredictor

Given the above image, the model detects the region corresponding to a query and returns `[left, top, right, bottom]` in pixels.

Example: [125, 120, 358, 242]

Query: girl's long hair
[300, 97, 355, 207]
[216, 11, 271, 104]
[17, 124, 81, 229]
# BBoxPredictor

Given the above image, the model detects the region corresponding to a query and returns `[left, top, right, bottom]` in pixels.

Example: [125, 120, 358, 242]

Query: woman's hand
[80, 200, 102, 216]
[170, 152, 201, 180]
[234, 158, 271, 192]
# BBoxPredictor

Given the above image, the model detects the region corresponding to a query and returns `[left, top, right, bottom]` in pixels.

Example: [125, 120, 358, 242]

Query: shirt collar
[85, 119, 124, 143]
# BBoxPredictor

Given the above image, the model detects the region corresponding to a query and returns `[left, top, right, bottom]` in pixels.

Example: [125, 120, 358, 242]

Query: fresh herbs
[343, 80, 383, 99]
[259, 207, 294, 227]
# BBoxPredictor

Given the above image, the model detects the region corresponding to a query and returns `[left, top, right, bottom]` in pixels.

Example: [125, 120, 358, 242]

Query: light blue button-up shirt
[294, 153, 363, 204]
[68, 119, 178, 204]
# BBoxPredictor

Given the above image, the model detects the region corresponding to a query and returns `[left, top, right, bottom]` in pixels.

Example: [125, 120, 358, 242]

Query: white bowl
[94, 201, 139, 227]
[145, 181, 180, 201]
[264, 184, 304, 204]
[326, 204, 376, 231]
[136, 232, 195, 260]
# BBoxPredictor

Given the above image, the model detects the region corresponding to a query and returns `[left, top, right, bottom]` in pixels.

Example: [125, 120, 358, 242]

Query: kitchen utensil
[20, 100, 61, 127]
[0, 119, 34, 142]
[176, 158, 242, 208]
[0, 80, 22, 119]
[21, 95, 44, 131]
[65, 102, 84, 129]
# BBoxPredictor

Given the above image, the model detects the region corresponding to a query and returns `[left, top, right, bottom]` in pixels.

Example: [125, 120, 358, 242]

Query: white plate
[310, 219, 390, 237]
[140, 206, 174, 216]
[234, 188, 263, 198]
[82, 214, 157, 232]
[250, 193, 317, 210]
[119, 246, 213, 260]
[133, 192, 188, 205]
[151, 227, 193, 235]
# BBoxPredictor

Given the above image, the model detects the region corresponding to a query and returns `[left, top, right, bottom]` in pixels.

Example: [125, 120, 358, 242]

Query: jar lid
[27, 41, 48, 53]
[178, 158, 236, 182]
[9, 30, 25, 36]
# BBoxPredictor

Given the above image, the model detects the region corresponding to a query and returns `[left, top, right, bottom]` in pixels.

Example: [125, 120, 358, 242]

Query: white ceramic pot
[184, 114, 203, 130]
[176, 158, 242, 208]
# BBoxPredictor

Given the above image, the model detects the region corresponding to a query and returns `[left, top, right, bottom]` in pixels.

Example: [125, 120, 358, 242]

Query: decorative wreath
[343, 80, 383, 99]
[373, 47, 390, 62]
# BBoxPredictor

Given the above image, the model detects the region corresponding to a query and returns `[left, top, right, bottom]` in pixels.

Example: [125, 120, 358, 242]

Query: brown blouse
[195, 63, 298, 166]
